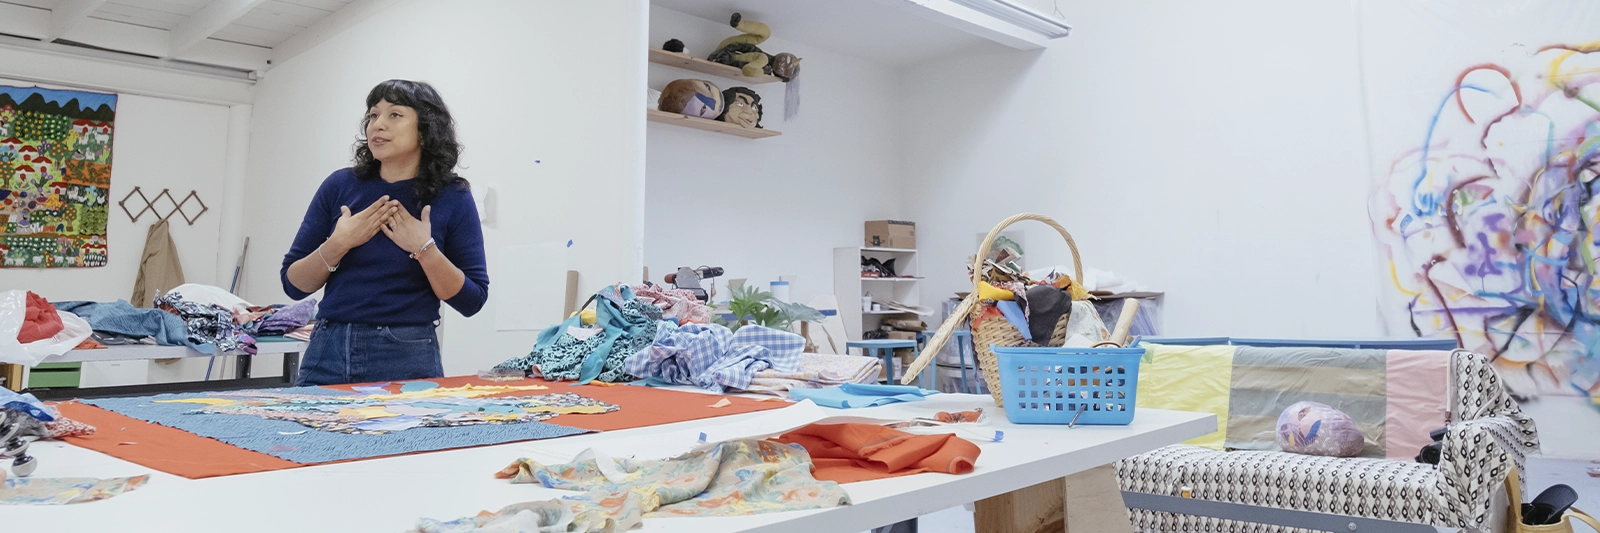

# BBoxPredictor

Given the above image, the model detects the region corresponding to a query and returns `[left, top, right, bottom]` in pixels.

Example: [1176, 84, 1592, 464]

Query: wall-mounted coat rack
[118, 186, 208, 225]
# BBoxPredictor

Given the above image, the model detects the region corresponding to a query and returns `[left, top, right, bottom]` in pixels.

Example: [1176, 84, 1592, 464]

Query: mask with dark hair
[716, 86, 763, 129]
[352, 79, 468, 204]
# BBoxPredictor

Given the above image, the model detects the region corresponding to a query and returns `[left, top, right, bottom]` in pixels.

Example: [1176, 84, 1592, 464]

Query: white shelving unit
[834, 247, 922, 342]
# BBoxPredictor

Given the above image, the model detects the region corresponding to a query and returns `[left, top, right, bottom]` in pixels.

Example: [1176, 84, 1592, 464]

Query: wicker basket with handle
[900, 213, 1088, 407]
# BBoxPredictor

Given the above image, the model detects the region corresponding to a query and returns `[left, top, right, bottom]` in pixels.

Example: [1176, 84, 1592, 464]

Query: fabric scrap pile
[632, 284, 714, 325]
[155, 290, 251, 354]
[625, 323, 805, 393]
[743, 353, 881, 394]
[2, 389, 96, 439]
[153, 283, 319, 354]
[412, 439, 850, 533]
[497, 285, 662, 384]
[155, 383, 614, 435]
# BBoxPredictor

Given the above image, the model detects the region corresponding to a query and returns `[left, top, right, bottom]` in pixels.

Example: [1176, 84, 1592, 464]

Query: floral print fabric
[1, 475, 149, 505]
[413, 439, 851, 532]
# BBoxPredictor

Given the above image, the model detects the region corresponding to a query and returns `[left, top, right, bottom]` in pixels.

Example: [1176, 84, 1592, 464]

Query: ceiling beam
[268, 0, 399, 71]
[168, 0, 270, 57]
[47, 0, 108, 41]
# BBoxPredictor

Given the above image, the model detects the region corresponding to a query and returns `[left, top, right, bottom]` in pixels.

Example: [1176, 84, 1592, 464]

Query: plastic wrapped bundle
[1276, 401, 1365, 457]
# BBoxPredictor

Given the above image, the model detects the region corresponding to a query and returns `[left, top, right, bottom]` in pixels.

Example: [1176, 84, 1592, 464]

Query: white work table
[11, 393, 1215, 532]
[25, 341, 308, 399]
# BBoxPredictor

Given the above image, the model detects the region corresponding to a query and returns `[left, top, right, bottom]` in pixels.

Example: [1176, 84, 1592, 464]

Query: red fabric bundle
[18, 291, 63, 343]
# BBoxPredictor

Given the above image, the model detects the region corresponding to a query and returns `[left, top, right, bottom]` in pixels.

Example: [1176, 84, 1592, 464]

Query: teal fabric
[789, 383, 939, 409]
[497, 285, 662, 384]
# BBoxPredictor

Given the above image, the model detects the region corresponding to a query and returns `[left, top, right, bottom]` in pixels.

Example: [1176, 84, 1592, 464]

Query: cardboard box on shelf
[865, 220, 916, 249]
[886, 331, 916, 341]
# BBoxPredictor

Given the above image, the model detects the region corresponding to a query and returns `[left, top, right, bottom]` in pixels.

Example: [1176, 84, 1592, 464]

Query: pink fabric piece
[1385, 349, 1451, 459]
[633, 285, 714, 324]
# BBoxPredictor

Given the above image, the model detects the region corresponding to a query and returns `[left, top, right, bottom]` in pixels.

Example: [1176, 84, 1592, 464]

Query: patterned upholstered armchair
[1117, 345, 1540, 533]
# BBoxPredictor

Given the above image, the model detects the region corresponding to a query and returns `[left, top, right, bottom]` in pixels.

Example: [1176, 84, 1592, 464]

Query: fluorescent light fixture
[948, 0, 1073, 39]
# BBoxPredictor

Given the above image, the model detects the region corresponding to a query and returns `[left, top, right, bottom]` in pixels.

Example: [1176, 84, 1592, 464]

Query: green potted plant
[715, 285, 829, 351]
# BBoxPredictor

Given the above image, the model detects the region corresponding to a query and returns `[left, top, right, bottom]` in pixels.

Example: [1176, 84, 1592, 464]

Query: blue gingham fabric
[624, 323, 804, 392]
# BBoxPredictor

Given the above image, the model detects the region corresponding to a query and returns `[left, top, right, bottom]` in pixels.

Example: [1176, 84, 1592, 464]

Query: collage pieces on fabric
[149, 381, 616, 434]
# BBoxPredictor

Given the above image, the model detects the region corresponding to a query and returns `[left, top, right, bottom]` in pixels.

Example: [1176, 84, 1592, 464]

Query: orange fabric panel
[774, 423, 980, 484]
[56, 401, 299, 477]
[57, 376, 785, 479]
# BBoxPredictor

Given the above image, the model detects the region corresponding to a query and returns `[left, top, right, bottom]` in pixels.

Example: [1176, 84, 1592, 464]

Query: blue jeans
[295, 320, 444, 386]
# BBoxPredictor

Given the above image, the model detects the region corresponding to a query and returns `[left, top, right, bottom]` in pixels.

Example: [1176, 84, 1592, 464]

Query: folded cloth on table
[624, 323, 804, 392]
[773, 423, 980, 483]
[741, 353, 881, 394]
[52, 300, 190, 347]
[413, 439, 850, 532]
[253, 298, 317, 336]
[786, 383, 938, 409]
[633, 285, 714, 324]
[285, 325, 314, 342]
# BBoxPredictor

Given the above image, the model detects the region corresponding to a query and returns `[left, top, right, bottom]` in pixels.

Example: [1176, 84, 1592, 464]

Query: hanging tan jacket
[131, 219, 184, 308]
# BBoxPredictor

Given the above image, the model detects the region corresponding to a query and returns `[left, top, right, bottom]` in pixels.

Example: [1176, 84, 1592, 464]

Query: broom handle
[901, 293, 977, 384]
[1109, 299, 1140, 346]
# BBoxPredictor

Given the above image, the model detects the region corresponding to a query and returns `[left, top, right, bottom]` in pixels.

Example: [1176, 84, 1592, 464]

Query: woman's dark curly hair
[352, 79, 467, 204]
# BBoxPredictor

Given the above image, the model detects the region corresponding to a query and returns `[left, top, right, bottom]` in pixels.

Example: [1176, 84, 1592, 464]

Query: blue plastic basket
[991, 345, 1144, 425]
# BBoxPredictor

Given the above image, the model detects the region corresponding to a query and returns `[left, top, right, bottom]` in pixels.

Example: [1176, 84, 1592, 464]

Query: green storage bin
[29, 362, 81, 388]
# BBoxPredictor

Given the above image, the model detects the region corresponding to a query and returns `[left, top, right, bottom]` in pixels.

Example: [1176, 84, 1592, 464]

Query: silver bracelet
[410, 238, 436, 260]
[317, 246, 339, 272]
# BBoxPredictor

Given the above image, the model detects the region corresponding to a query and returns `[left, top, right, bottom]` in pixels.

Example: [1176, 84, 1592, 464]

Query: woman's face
[366, 99, 420, 163]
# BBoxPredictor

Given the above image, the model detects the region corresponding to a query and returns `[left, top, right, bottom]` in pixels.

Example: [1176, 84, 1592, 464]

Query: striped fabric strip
[1383, 350, 1451, 459]
[1136, 343, 1235, 450]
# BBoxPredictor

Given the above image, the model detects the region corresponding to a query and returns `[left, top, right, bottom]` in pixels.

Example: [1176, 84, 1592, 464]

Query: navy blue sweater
[280, 168, 489, 325]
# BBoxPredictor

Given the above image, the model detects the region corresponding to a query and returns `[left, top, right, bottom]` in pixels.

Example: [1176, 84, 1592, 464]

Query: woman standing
[281, 79, 489, 385]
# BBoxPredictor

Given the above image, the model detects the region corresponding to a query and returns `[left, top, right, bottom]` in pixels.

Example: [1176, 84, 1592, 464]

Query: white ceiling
[0, 0, 357, 74]
[650, 0, 1002, 67]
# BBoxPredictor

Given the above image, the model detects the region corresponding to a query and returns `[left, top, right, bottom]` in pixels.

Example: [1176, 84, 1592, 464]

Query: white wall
[0, 79, 234, 303]
[643, 7, 902, 305]
[242, 0, 648, 375]
[902, 0, 1379, 338]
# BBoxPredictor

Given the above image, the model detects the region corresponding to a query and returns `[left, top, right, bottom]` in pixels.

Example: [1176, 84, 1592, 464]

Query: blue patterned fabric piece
[624, 323, 805, 393]
[81, 386, 592, 464]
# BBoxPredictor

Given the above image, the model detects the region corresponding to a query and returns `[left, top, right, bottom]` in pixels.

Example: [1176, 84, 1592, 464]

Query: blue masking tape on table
[788, 383, 939, 409]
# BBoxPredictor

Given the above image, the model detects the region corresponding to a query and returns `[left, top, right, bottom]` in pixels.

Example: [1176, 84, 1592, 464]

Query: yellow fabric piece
[333, 406, 402, 419]
[154, 398, 236, 406]
[1136, 343, 1234, 449]
[580, 308, 596, 325]
[362, 384, 548, 401]
[522, 405, 612, 415]
[977, 281, 1015, 301]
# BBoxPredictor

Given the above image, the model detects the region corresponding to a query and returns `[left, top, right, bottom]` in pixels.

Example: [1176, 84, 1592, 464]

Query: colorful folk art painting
[0, 86, 116, 268]
[1370, 39, 1600, 399]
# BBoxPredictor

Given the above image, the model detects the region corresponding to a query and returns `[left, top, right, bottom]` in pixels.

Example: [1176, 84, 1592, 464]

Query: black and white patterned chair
[1117, 350, 1540, 533]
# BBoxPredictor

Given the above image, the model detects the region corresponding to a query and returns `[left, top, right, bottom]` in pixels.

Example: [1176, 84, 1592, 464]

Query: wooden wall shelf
[646, 109, 781, 139]
[648, 48, 780, 84]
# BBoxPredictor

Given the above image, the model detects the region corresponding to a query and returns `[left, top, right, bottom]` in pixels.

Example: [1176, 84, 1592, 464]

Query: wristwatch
[410, 238, 436, 260]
